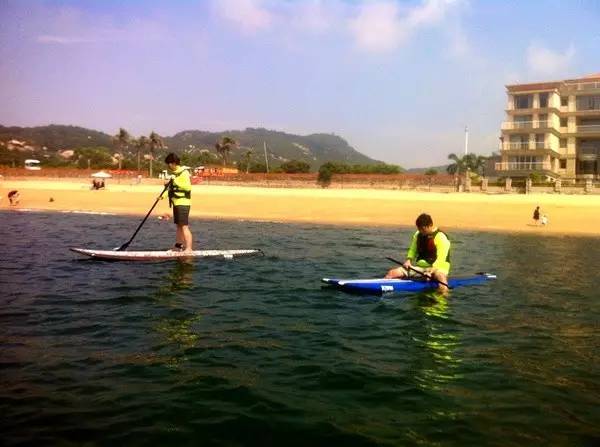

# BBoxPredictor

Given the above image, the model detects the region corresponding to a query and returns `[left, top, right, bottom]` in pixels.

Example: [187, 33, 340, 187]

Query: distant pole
[464, 126, 469, 155]
[264, 141, 269, 173]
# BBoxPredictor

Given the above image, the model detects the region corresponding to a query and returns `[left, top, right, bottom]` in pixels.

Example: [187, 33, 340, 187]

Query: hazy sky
[1, 0, 598, 167]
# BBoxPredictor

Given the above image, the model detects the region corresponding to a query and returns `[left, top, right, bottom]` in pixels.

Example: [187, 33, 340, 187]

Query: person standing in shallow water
[533, 206, 540, 225]
[385, 213, 451, 293]
[161, 153, 193, 253]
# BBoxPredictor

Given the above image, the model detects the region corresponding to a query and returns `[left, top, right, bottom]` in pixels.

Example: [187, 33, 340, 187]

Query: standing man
[385, 213, 451, 292]
[163, 153, 193, 253]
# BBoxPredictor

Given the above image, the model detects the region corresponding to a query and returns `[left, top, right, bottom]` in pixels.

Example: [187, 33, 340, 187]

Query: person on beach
[161, 153, 193, 252]
[91, 179, 105, 190]
[385, 213, 451, 292]
[8, 190, 20, 206]
[533, 206, 540, 225]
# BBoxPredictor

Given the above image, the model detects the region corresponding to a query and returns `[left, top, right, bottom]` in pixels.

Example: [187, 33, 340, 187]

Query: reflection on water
[1, 211, 599, 447]
[152, 261, 201, 368]
[154, 260, 196, 299]
[413, 293, 462, 393]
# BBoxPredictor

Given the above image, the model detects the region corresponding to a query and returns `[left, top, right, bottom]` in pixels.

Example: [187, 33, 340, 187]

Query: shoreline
[2, 178, 600, 237]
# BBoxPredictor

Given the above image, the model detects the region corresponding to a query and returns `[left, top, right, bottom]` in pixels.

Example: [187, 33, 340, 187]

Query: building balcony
[506, 106, 560, 114]
[576, 124, 600, 137]
[501, 143, 561, 156]
[578, 153, 598, 161]
[566, 81, 600, 94]
[501, 120, 552, 130]
[495, 161, 553, 172]
[577, 124, 600, 134]
[503, 142, 530, 150]
[559, 107, 600, 116]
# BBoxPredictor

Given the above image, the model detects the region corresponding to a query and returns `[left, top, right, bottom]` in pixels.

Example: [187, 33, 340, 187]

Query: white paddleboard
[70, 247, 262, 261]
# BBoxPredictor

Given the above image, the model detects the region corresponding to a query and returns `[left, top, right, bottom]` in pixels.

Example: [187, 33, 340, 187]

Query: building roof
[506, 81, 561, 92]
[566, 72, 600, 82]
[506, 72, 600, 92]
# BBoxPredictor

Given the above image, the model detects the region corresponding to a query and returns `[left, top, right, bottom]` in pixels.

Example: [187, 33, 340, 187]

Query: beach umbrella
[91, 171, 112, 178]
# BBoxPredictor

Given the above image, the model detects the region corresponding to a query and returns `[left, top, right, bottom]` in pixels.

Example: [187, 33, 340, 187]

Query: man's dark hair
[165, 153, 180, 164]
[415, 213, 433, 228]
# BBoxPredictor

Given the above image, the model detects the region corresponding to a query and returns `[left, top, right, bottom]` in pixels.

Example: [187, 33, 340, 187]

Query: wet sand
[1, 178, 600, 236]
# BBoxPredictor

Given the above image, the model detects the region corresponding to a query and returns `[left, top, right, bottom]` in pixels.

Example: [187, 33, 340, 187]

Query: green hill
[167, 127, 379, 168]
[0, 124, 112, 150]
[0, 124, 382, 169]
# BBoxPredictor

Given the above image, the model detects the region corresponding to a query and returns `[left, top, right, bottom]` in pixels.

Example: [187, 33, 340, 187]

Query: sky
[0, 0, 598, 168]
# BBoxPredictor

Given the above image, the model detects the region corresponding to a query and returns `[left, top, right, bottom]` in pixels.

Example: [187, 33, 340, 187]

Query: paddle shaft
[116, 180, 172, 251]
[386, 256, 451, 289]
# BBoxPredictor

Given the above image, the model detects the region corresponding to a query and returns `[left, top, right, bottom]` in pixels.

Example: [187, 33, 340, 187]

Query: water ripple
[1, 211, 599, 446]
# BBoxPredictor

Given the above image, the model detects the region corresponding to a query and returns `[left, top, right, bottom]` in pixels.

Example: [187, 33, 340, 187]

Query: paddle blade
[114, 242, 129, 251]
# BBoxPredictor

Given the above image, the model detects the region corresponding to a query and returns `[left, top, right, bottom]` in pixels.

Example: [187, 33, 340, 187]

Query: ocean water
[1, 210, 599, 447]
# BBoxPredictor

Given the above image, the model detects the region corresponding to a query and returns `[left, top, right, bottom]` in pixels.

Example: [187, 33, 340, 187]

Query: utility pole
[464, 126, 469, 155]
[263, 141, 269, 173]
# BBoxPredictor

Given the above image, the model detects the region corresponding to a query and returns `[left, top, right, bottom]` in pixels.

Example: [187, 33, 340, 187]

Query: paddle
[115, 180, 172, 251]
[385, 256, 452, 289]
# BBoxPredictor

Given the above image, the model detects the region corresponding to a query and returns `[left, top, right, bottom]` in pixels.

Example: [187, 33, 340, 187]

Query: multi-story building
[497, 73, 600, 181]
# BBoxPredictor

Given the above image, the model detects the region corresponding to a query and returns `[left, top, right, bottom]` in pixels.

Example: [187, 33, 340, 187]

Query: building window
[580, 139, 600, 152]
[561, 96, 568, 107]
[560, 117, 568, 127]
[559, 159, 567, 169]
[509, 135, 528, 148]
[576, 95, 600, 111]
[539, 92, 548, 108]
[538, 114, 548, 128]
[514, 115, 532, 129]
[514, 95, 532, 109]
[560, 138, 567, 148]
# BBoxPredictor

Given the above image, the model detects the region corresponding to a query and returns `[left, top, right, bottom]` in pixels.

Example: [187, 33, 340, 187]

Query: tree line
[2, 127, 486, 178]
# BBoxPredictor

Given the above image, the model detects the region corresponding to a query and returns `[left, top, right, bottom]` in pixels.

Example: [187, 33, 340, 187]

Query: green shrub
[317, 165, 332, 187]
[280, 159, 311, 173]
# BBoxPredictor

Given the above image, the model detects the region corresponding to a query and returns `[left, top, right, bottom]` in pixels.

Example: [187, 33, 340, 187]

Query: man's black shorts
[173, 205, 190, 225]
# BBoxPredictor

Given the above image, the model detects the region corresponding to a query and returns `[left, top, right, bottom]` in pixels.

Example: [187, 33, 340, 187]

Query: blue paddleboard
[322, 273, 496, 294]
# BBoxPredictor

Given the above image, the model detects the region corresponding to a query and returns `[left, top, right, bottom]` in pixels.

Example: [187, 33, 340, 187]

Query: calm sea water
[1, 210, 599, 446]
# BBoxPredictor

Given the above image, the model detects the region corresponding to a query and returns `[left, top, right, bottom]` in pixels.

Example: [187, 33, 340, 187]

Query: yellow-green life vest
[168, 166, 191, 207]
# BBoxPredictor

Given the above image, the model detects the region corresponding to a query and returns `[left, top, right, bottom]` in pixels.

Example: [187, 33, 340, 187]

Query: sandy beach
[1, 178, 600, 236]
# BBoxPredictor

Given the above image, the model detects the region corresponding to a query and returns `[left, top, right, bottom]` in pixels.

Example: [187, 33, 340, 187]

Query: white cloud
[348, 2, 406, 52]
[526, 43, 575, 77]
[35, 8, 169, 45]
[213, 0, 273, 33]
[405, 0, 456, 28]
[37, 35, 96, 44]
[445, 15, 469, 57]
[348, 0, 462, 53]
[207, 0, 466, 54]
[290, 0, 334, 33]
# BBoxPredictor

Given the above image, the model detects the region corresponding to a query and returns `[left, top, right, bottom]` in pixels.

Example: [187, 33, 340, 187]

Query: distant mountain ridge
[0, 124, 381, 168]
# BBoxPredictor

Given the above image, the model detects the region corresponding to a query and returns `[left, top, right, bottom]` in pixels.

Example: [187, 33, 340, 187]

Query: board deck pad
[322, 273, 496, 294]
[70, 247, 262, 261]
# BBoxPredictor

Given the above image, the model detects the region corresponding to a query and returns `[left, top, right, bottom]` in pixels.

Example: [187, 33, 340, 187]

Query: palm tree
[446, 153, 469, 175]
[447, 153, 489, 191]
[148, 131, 164, 178]
[112, 128, 131, 170]
[135, 136, 149, 173]
[215, 136, 238, 166]
[243, 148, 254, 174]
[469, 154, 488, 176]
